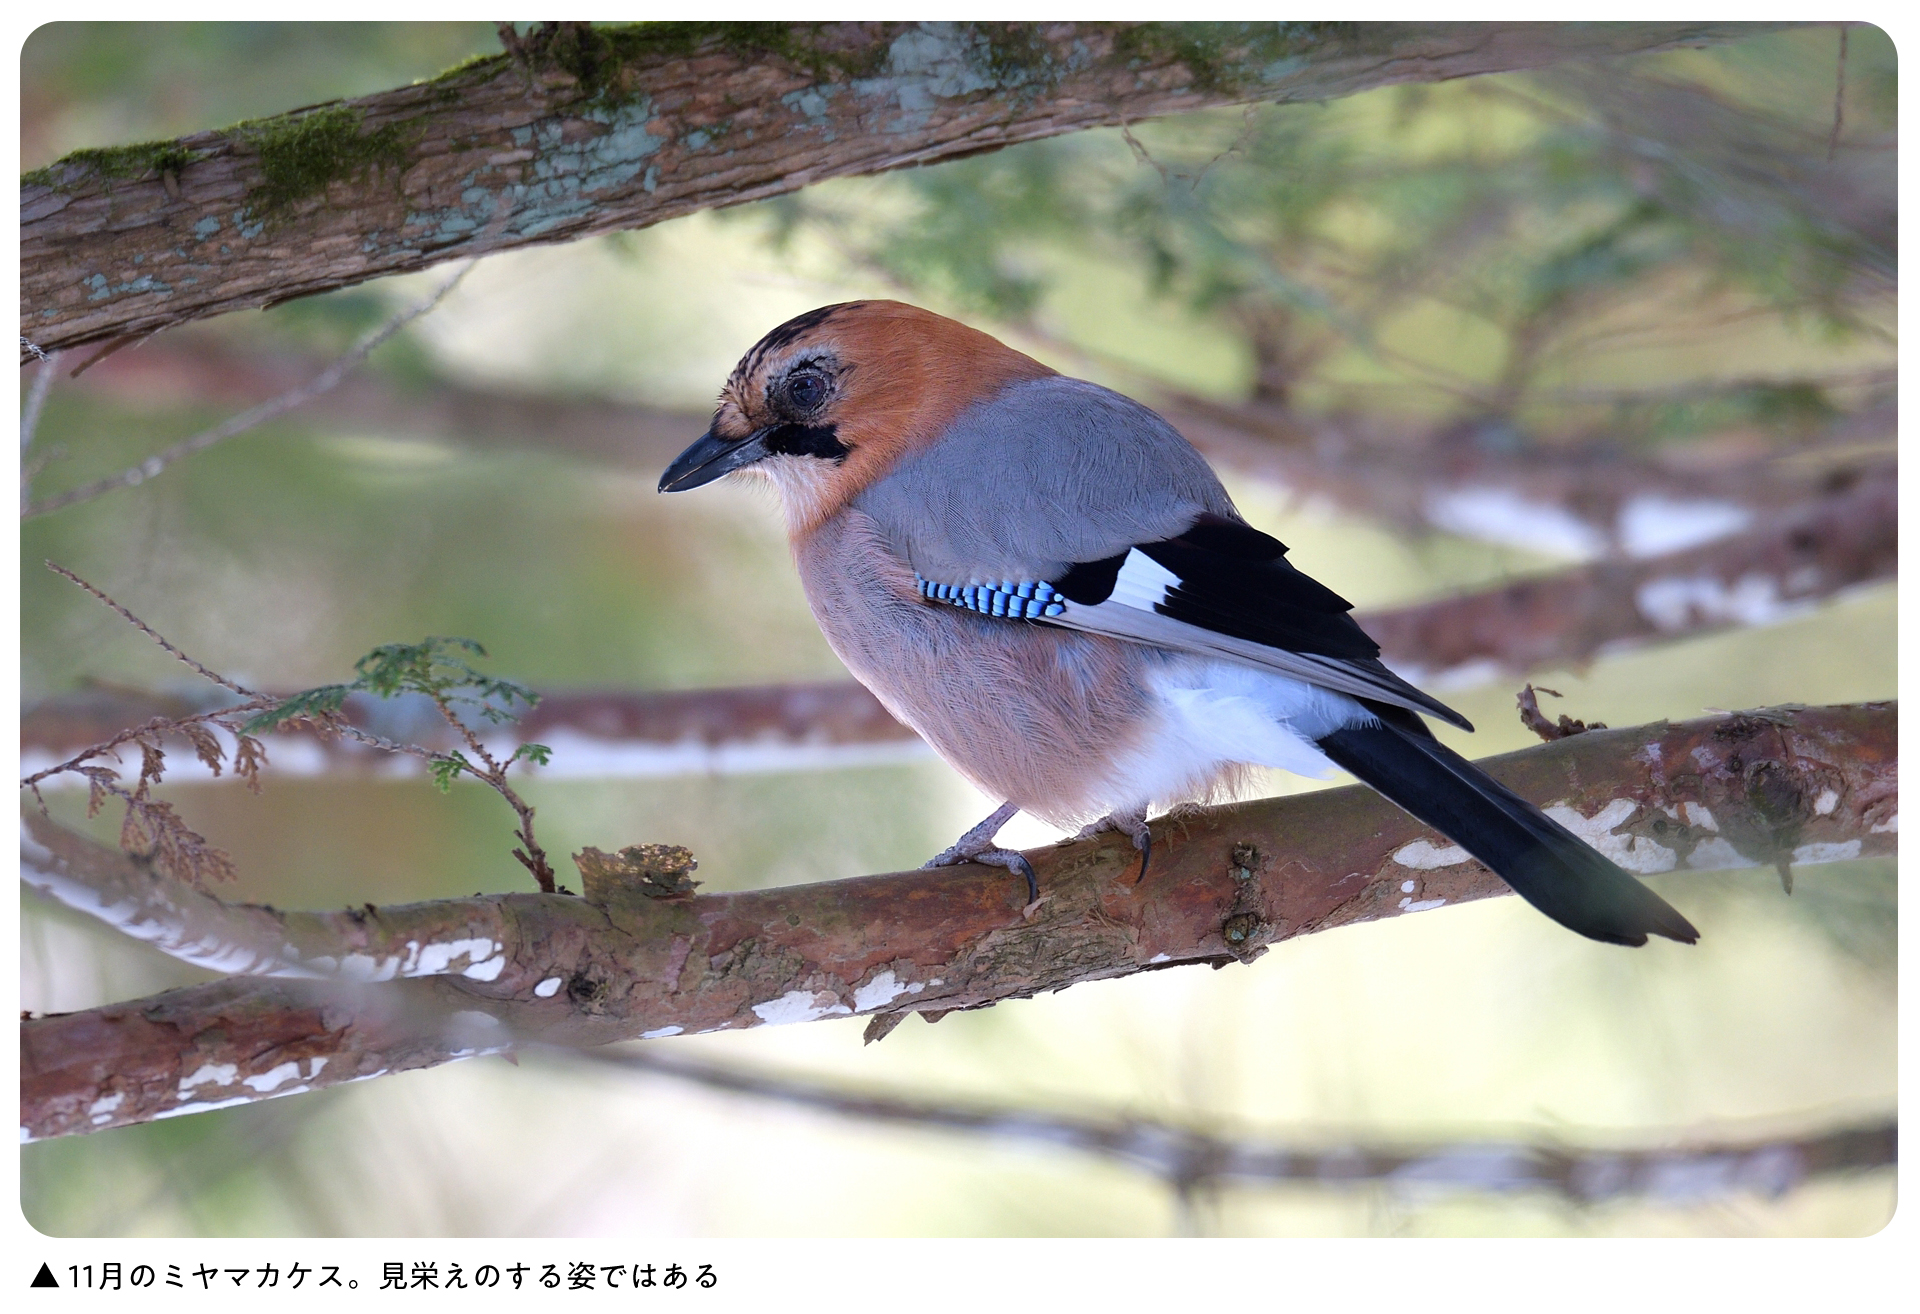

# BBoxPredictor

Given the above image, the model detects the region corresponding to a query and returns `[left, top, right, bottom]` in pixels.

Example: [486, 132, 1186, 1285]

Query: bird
[658, 300, 1698, 948]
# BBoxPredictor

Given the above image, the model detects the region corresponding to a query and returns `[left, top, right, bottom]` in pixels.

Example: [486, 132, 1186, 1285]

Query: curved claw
[1133, 827, 1151, 885]
[923, 801, 1038, 903]
[924, 845, 1038, 904]
[1004, 851, 1039, 904]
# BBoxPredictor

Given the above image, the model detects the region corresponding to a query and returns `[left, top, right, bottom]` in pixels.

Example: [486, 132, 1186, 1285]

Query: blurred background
[19, 23, 1896, 1236]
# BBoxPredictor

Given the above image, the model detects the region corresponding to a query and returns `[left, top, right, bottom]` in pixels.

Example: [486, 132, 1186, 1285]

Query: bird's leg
[1072, 807, 1153, 882]
[924, 800, 1037, 903]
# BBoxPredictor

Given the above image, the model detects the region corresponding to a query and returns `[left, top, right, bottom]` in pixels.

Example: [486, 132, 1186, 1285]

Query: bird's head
[658, 300, 1053, 533]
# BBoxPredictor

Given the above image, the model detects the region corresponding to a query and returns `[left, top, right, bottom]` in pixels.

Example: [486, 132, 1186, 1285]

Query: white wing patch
[1109, 549, 1179, 610]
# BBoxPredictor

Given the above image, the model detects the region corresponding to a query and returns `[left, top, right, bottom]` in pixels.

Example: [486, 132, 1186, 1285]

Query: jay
[660, 301, 1697, 947]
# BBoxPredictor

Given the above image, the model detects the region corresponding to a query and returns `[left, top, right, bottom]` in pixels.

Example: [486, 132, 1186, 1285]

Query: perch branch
[21, 702, 1895, 1139]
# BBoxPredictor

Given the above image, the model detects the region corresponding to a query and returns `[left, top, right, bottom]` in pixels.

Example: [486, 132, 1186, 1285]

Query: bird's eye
[786, 371, 827, 412]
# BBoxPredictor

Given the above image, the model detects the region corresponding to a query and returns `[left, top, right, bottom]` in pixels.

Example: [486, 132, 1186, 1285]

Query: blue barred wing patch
[915, 574, 1067, 619]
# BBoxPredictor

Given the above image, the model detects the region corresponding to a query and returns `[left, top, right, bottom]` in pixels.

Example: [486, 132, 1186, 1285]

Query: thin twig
[21, 705, 271, 795]
[1827, 25, 1849, 162]
[22, 262, 475, 519]
[1185, 103, 1263, 191]
[45, 562, 260, 698]
[423, 683, 556, 893]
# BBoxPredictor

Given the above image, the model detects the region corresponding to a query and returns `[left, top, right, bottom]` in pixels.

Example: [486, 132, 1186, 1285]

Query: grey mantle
[21, 22, 1780, 358]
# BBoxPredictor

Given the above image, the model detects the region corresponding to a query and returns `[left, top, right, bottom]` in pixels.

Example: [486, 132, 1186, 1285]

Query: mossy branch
[21, 21, 1787, 359]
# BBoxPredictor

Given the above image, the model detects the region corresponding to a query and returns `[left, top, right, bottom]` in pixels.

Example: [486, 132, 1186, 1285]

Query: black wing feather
[1045, 512, 1471, 730]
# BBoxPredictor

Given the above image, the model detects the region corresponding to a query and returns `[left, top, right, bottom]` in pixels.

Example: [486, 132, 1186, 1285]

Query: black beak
[658, 427, 774, 493]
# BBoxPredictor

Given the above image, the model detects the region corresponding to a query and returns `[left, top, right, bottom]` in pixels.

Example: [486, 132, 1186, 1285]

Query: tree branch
[65, 331, 1891, 559]
[581, 1046, 1896, 1202]
[22, 703, 1895, 1139]
[1162, 394, 1896, 560]
[21, 681, 925, 784]
[1370, 476, 1896, 687]
[22, 21, 1782, 357]
[23, 474, 1893, 784]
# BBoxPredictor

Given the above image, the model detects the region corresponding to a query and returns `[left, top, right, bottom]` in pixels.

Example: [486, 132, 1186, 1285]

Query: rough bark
[22, 21, 1780, 358]
[21, 702, 1896, 1139]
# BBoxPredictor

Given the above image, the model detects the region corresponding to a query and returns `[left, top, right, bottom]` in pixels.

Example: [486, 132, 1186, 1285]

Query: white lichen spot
[1682, 803, 1719, 832]
[1793, 840, 1861, 864]
[1397, 897, 1449, 914]
[751, 989, 852, 1027]
[177, 1063, 238, 1097]
[1147, 953, 1171, 964]
[1813, 790, 1839, 816]
[1685, 838, 1751, 870]
[87, 1092, 126, 1126]
[241, 1057, 326, 1094]
[1393, 840, 1471, 870]
[1544, 799, 1676, 874]
[1871, 814, 1898, 834]
[243, 1062, 303, 1094]
[853, 969, 926, 1013]
[1400, 880, 1417, 894]
[461, 955, 507, 981]
[412, 938, 503, 978]
[534, 976, 563, 998]
[640, 1026, 684, 1040]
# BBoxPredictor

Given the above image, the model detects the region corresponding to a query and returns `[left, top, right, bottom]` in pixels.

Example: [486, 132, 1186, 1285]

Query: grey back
[851, 376, 1236, 581]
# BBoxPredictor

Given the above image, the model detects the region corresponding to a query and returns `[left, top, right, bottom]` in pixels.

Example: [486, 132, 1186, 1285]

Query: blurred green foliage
[749, 27, 1893, 448]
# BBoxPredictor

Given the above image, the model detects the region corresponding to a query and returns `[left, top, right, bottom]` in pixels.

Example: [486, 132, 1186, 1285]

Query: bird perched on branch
[659, 301, 1697, 947]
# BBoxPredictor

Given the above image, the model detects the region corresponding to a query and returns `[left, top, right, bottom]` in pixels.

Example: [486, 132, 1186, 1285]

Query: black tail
[1317, 707, 1698, 947]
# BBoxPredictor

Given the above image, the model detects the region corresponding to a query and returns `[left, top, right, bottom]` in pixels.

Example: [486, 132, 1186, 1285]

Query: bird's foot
[924, 801, 1038, 904]
[1072, 808, 1153, 882]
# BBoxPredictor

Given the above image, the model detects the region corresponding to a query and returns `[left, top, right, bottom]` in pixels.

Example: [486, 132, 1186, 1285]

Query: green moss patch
[236, 104, 417, 219]
[22, 140, 206, 192]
